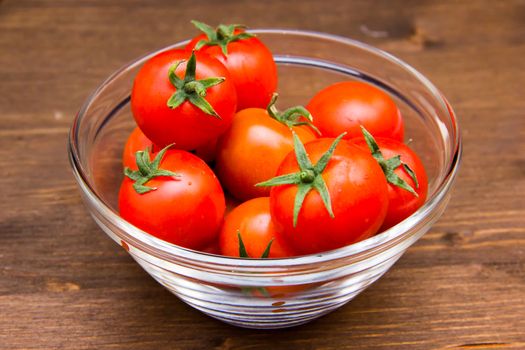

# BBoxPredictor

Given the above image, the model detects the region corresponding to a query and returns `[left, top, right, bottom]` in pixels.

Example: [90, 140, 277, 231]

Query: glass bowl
[68, 29, 461, 329]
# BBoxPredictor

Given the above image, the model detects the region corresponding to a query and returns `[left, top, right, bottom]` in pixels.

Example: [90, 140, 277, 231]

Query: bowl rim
[68, 28, 462, 268]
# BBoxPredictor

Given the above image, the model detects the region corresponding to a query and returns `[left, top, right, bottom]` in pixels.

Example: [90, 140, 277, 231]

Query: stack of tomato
[118, 21, 428, 258]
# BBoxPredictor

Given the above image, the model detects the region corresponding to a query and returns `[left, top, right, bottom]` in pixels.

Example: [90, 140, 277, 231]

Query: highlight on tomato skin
[131, 49, 237, 151]
[215, 102, 317, 202]
[119, 148, 225, 251]
[219, 197, 297, 258]
[260, 135, 389, 256]
[350, 135, 428, 231]
[307, 81, 405, 142]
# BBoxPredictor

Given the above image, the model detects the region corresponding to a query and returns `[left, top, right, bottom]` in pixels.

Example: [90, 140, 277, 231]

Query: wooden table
[1, 1, 524, 349]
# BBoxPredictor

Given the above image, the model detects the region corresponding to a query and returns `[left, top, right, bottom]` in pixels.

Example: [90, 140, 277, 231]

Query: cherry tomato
[351, 132, 428, 231]
[261, 135, 389, 255]
[219, 197, 296, 258]
[215, 95, 317, 201]
[131, 49, 236, 150]
[307, 81, 404, 141]
[186, 21, 277, 110]
[123, 126, 219, 168]
[122, 127, 158, 170]
[119, 147, 225, 250]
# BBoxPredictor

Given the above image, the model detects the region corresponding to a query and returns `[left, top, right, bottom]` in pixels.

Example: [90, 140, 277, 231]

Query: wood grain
[1, 0, 524, 349]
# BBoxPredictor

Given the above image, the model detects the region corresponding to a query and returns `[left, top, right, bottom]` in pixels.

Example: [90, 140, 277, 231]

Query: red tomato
[119, 147, 225, 250]
[122, 127, 158, 170]
[351, 135, 428, 231]
[186, 21, 277, 110]
[215, 96, 317, 201]
[262, 136, 389, 255]
[307, 81, 404, 141]
[220, 197, 296, 258]
[131, 49, 236, 150]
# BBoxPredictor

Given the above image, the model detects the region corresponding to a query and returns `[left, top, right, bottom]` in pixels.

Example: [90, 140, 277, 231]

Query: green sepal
[237, 231, 249, 258]
[123, 144, 180, 194]
[237, 230, 274, 258]
[188, 93, 221, 119]
[266, 93, 321, 135]
[314, 133, 345, 173]
[260, 239, 274, 258]
[167, 61, 185, 89]
[166, 90, 186, 110]
[403, 163, 419, 189]
[360, 126, 419, 197]
[312, 175, 334, 219]
[191, 20, 216, 40]
[191, 20, 255, 56]
[255, 173, 302, 187]
[166, 51, 224, 119]
[293, 184, 311, 227]
[257, 132, 345, 227]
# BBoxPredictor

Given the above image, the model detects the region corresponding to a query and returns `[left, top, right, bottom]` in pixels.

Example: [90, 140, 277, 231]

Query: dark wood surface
[1, 1, 524, 349]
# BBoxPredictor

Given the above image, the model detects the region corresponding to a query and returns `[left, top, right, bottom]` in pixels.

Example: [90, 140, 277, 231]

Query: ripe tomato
[307, 81, 404, 141]
[186, 21, 277, 110]
[219, 197, 296, 258]
[259, 134, 389, 255]
[122, 127, 218, 167]
[215, 95, 317, 201]
[122, 127, 158, 170]
[131, 49, 236, 150]
[351, 129, 428, 231]
[119, 146, 225, 250]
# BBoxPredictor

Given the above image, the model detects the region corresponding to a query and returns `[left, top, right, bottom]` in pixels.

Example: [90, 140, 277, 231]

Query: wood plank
[0, 0, 524, 349]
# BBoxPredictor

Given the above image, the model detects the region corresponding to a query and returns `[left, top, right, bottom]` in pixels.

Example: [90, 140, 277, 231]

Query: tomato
[123, 126, 219, 168]
[119, 146, 225, 250]
[351, 128, 428, 231]
[259, 134, 389, 255]
[215, 94, 317, 201]
[219, 197, 296, 258]
[186, 21, 277, 110]
[131, 49, 236, 150]
[122, 127, 158, 170]
[307, 81, 404, 141]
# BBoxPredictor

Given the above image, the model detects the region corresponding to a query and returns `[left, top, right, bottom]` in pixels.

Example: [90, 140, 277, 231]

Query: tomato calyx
[257, 132, 346, 227]
[237, 230, 273, 258]
[166, 51, 225, 119]
[360, 126, 419, 196]
[123, 144, 181, 194]
[191, 20, 255, 56]
[267, 93, 321, 135]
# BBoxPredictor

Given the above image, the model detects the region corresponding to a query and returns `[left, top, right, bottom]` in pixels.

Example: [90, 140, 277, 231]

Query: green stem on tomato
[237, 230, 274, 258]
[166, 51, 225, 119]
[191, 20, 255, 56]
[266, 93, 321, 135]
[360, 126, 419, 196]
[256, 132, 345, 227]
[123, 144, 181, 194]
